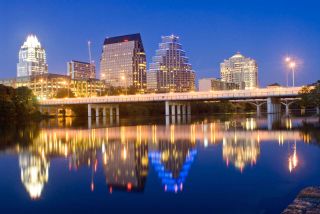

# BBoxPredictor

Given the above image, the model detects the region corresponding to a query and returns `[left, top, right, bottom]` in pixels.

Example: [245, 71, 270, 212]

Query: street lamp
[289, 61, 296, 87]
[285, 57, 291, 87]
[284, 56, 297, 87]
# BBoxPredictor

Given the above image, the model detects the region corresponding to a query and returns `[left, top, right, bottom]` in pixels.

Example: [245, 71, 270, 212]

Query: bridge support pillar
[177, 105, 181, 115]
[316, 106, 320, 115]
[165, 101, 170, 116]
[187, 104, 191, 115]
[285, 105, 290, 116]
[257, 105, 261, 116]
[115, 105, 119, 116]
[103, 107, 106, 117]
[281, 100, 296, 117]
[110, 107, 113, 118]
[267, 98, 281, 114]
[164, 101, 191, 124]
[88, 104, 92, 117]
[182, 105, 186, 115]
[171, 105, 176, 116]
[95, 107, 99, 117]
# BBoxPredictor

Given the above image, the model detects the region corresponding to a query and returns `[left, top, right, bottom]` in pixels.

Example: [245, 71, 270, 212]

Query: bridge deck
[39, 87, 302, 106]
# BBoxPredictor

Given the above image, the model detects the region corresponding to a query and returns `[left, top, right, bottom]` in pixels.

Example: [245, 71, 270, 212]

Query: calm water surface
[0, 114, 319, 214]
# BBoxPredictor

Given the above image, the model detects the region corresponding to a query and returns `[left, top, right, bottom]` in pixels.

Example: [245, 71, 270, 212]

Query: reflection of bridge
[39, 87, 301, 117]
[36, 125, 303, 144]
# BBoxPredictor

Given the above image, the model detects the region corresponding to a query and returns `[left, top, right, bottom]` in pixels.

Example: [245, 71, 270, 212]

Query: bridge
[39, 87, 302, 117]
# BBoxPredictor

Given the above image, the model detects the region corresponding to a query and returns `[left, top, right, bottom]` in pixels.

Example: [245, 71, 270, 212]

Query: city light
[284, 56, 298, 87]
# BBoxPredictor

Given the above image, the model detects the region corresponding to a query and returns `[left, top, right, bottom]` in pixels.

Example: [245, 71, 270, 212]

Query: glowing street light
[289, 61, 296, 87]
[284, 56, 297, 87]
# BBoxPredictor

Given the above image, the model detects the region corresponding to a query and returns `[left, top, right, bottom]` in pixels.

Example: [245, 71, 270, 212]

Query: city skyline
[1, 0, 319, 87]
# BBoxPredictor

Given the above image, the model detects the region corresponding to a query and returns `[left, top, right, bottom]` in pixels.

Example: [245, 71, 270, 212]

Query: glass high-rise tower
[220, 52, 258, 89]
[17, 35, 48, 77]
[100, 33, 146, 91]
[147, 35, 195, 92]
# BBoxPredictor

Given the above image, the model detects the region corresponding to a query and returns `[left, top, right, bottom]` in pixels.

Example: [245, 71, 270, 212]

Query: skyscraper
[220, 52, 258, 89]
[67, 60, 96, 80]
[17, 35, 48, 77]
[100, 33, 146, 91]
[147, 35, 195, 93]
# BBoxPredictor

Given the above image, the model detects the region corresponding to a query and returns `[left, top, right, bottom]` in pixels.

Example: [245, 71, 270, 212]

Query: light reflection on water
[0, 114, 319, 213]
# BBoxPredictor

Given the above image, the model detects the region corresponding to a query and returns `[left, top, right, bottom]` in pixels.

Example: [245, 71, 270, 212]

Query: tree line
[0, 84, 41, 122]
[299, 80, 320, 114]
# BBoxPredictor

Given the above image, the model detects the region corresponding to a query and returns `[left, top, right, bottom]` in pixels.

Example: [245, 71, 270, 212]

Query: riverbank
[282, 187, 320, 213]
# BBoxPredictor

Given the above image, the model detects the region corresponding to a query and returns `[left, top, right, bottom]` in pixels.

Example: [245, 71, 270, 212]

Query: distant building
[0, 74, 105, 99]
[67, 60, 96, 80]
[198, 78, 239, 91]
[17, 35, 48, 77]
[267, 83, 281, 88]
[100, 33, 147, 92]
[148, 35, 195, 93]
[220, 52, 258, 89]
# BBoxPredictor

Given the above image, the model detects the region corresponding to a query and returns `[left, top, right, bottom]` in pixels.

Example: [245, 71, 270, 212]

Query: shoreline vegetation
[0, 84, 43, 122]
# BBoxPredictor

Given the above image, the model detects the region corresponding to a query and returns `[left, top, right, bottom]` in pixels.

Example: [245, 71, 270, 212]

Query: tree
[311, 83, 320, 114]
[14, 86, 38, 117]
[298, 86, 313, 109]
[55, 88, 75, 98]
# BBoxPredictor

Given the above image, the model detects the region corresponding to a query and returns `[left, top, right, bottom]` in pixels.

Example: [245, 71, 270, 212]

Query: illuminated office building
[100, 33, 147, 91]
[220, 52, 258, 89]
[17, 35, 48, 77]
[67, 60, 96, 80]
[198, 78, 239, 91]
[148, 35, 195, 92]
[0, 74, 105, 99]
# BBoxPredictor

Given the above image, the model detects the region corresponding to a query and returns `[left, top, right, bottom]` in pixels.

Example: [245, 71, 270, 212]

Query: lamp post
[285, 57, 291, 87]
[284, 56, 297, 87]
[289, 61, 296, 87]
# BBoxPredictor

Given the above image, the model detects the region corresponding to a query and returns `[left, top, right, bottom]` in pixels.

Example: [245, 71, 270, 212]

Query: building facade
[148, 35, 195, 93]
[67, 60, 96, 80]
[220, 52, 258, 89]
[17, 35, 48, 77]
[0, 74, 105, 99]
[100, 33, 147, 92]
[198, 78, 239, 92]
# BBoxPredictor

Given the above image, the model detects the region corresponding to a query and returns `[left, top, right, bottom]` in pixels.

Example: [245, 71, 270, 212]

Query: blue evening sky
[0, 0, 319, 86]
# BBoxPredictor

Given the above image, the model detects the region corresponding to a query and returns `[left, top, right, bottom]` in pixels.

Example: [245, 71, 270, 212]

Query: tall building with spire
[147, 35, 195, 92]
[17, 35, 48, 77]
[220, 52, 258, 89]
[100, 33, 147, 92]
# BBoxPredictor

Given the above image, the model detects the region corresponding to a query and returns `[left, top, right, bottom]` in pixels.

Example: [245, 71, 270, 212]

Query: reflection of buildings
[149, 140, 197, 193]
[222, 137, 260, 171]
[5, 118, 314, 198]
[19, 152, 49, 199]
[102, 140, 148, 192]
